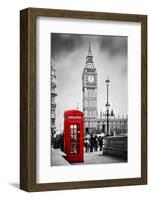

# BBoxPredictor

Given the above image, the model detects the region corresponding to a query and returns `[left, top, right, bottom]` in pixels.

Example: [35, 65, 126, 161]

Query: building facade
[97, 112, 128, 136]
[82, 44, 98, 135]
[51, 62, 57, 137]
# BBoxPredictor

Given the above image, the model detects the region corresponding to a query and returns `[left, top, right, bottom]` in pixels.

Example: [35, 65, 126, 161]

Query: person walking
[90, 134, 94, 152]
[94, 135, 99, 151]
[85, 138, 90, 152]
[98, 136, 103, 151]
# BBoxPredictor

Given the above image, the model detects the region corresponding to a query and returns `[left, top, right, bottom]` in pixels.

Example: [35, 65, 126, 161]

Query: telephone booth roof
[64, 109, 84, 117]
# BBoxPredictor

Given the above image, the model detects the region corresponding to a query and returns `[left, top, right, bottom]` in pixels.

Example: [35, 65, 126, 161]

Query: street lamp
[105, 77, 110, 136]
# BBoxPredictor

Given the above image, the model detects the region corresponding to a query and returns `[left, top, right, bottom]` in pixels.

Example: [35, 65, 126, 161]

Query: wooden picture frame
[20, 7, 147, 192]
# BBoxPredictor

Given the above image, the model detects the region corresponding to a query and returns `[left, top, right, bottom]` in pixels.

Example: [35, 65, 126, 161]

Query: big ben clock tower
[82, 44, 97, 135]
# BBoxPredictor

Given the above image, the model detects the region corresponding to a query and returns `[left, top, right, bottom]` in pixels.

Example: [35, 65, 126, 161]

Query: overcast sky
[51, 33, 127, 132]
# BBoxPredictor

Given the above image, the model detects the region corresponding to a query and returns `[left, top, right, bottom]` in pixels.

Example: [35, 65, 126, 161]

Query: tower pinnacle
[86, 43, 94, 67]
[88, 43, 92, 57]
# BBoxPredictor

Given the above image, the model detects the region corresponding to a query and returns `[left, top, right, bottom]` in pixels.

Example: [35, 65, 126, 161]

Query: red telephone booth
[64, 110, 84, 163]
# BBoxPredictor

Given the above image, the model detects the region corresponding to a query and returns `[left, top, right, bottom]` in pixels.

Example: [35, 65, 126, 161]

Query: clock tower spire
[88, 43, 92, 57]
[82, 44, 98, 136]
[85, 43, 95, 68]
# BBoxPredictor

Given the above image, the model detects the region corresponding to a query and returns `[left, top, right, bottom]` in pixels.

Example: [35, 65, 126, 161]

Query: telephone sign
[64, 110, 84, 163]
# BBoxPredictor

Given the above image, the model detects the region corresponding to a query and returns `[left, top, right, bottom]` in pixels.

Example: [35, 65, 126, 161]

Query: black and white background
[51, 33, 128, 132]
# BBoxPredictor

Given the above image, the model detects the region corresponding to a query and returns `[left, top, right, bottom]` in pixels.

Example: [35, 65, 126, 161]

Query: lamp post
[90, 114, 93, 152]
[105, 77, 110, 136]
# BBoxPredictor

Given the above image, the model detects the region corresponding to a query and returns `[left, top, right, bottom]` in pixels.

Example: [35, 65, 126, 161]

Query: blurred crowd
[51, 133, 103, 153]
[84, 135, 103, 152]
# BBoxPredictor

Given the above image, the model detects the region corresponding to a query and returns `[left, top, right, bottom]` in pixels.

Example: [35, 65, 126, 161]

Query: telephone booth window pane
[69, 124, 80, 155]
[77, 144, 80, 154]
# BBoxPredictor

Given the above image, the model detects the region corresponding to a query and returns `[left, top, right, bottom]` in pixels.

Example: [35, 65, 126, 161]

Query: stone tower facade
[82, 44, 97, 135]
[51, 62, 57, 137]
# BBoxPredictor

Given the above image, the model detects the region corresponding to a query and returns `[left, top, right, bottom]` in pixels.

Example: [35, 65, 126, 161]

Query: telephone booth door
[64, 110, 84, 163]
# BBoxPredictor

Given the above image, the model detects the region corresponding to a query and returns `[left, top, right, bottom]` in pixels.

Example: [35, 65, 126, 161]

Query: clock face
[87, 75, 94, 83]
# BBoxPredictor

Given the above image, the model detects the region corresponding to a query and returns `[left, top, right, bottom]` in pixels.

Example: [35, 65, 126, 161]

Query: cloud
[98, 36, 127, 57]
[51, 33, 127, 61]
[51, 33, 84, 60]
